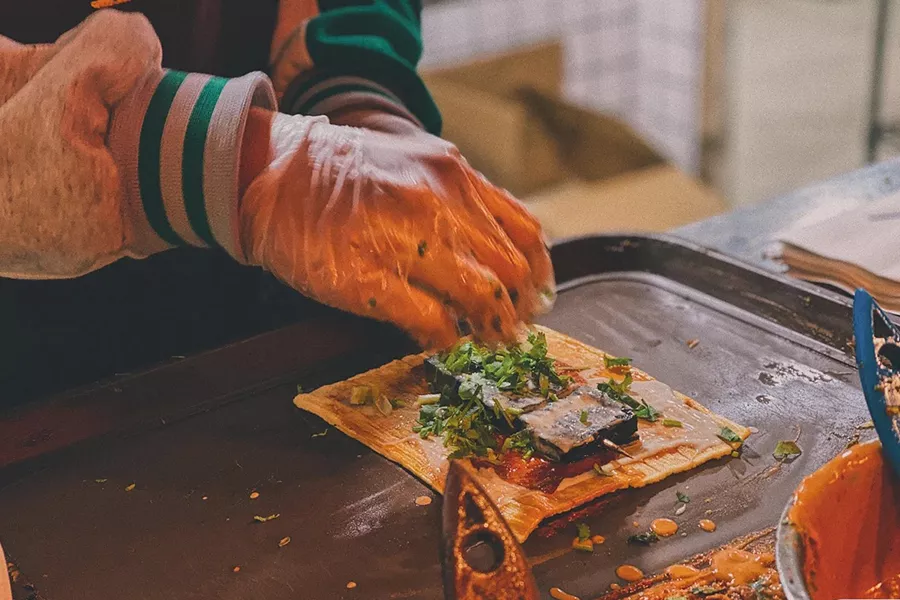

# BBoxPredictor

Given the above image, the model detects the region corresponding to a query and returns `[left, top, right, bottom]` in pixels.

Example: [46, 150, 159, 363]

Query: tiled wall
[420, 0, 705, 173]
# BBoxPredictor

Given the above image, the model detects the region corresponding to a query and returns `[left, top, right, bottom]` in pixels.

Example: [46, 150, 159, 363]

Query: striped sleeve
[109, 70, 276, 263]
[270, 0, 441, 135]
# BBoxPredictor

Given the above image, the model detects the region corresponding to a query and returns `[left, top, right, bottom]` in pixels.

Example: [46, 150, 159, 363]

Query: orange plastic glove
[0, 540, 10, 600]
[239, 109, 555, 349]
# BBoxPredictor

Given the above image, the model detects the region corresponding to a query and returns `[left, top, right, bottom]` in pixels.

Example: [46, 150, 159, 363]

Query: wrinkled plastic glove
[0, 11, 161, 278]
[239, 108, 555, 349]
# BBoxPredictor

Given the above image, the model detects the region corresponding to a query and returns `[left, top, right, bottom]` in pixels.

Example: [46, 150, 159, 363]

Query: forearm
[270, 0, 440, 133]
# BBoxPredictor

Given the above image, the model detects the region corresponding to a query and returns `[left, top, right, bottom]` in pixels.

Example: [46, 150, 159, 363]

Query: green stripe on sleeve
[182, 77, 228, 248]
[138, 70, 189, 246]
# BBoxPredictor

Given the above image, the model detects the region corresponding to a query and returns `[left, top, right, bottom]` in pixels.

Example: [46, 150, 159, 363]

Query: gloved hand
[0, 11, 161, 278]
[0, 541, 11, 600]
[239, 108, 555, 349]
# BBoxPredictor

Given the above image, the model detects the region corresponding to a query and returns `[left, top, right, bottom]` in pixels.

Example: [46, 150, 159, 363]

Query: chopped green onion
[717, 426, 742, 445]
[416, 393, 441, 405]
[375, 395, 393, 416]
[350, 385, 376, 406]
[663, 419, 683, 428]
[603, 356, 632, 368]
[773, 440, 802, 460]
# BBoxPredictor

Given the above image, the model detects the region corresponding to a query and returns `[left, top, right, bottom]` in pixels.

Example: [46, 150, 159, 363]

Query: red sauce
[788, 440, 900, 600]
[474, 447, 618, 494]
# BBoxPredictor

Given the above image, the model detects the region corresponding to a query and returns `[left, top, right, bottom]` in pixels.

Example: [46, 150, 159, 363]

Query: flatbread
[294, 326, 749, 542]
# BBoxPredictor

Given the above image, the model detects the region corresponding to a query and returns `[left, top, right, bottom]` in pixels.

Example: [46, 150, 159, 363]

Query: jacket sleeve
[269, 0, 441, 134]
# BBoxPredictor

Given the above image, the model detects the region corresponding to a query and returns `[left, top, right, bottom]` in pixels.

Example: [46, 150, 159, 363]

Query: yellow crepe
[294, 326, 749, 542]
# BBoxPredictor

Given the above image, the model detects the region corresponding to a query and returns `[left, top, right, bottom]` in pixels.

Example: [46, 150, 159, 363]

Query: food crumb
[705, 498, 712, 503]
[250, 491, 260, 500]
[124, 483, 136, 492]
[94, 479, 107, 483]
[610, 583, 620, 590]
[202, 496, 208, 501]
[591, 535, 605, 544]
[346, 581, 357, 589]
[699, 519, 717, 532]
[232, 566, 240, 573]
[415, 495, 432, 506]
[686, 338, 700, 349]
[674, 504, 687, 516]
[278, 536, 291, 548]
[705, 509, 713, 515]
[632, 521, 640, 527]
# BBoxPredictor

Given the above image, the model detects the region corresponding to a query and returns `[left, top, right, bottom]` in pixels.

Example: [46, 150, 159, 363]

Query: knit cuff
[284, 73, 423, 129]
[109, 70, 277, 262]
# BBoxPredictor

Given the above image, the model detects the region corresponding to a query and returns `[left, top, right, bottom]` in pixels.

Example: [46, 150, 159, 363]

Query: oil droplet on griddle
[665, 564, 700, 579]
[549, 586, 580, 600]
[615, 564, 644, 582]
[346, 581, 357, 589]
[650, 518, 678, 537]
[699, 519, 717, 532]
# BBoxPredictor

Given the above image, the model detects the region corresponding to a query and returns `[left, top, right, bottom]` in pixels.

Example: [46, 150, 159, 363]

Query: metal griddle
[0, 235, 872, 600]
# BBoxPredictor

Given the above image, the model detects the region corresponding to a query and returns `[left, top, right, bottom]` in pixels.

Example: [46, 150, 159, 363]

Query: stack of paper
[776, 192, 900, 311]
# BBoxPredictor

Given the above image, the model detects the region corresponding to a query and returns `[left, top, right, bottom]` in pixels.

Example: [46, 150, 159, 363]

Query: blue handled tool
[852, 288, 900, 479]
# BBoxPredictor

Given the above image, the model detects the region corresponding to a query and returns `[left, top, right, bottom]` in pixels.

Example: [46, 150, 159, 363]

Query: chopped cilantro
[773, 440, 802, 461]
[501, 430, 536, 460]
[439, 332, 571, 395]
[662, 418, 683, 427]
[717, 427, 742, 445]
[296, 384, 304, 394]
[413, 388, 497, 459]
[603, 355, 632, 368]
[575, 522, 591, 542]
[597, 374, 637, 408]
[676, 491, 690, 504]
[579, 409, 590, 426]
[633, 399, 661, 422]
[627, 531, 659, 545]
[420, 332, 575, 460]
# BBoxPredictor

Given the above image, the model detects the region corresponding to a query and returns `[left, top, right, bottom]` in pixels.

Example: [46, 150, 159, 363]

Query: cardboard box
[423, 44, 568, 196]
[423, 43, 726, 238]
[524, 165, 726, 238]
